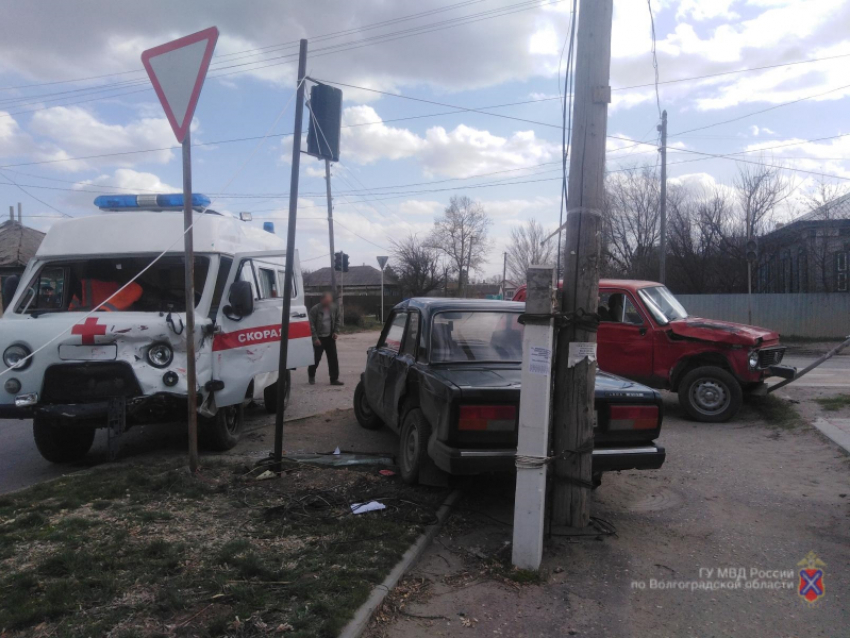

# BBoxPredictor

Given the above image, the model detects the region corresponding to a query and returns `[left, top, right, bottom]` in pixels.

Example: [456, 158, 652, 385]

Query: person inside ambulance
[68, 263, 143, 312]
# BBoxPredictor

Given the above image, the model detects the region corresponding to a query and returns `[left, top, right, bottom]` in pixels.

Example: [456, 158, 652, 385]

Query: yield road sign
[141, 27, 219, 143]
[377, 256, 389, 270]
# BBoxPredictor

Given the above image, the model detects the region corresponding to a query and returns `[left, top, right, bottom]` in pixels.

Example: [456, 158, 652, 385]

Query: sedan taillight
[458, 405, 517, 431]
[608, 405, 658, 430]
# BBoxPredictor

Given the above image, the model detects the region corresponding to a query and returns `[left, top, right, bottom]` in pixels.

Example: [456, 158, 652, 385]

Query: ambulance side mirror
[225, 281, 254, 319]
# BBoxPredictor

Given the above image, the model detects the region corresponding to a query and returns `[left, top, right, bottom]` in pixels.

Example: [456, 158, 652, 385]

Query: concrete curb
[338, 489, 462, 638]
[812, 417, 850, 454]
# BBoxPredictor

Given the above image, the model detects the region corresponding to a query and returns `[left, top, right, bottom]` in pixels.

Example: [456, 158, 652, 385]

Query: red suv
[513, 279, 793, 422]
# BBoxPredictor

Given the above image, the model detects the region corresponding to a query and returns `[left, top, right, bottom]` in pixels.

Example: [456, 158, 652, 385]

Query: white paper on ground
[350, 501, 387, 515]
[567, 342, 597, 367]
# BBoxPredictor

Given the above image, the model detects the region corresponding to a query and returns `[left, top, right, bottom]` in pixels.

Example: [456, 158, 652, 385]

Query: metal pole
[340, 266, 344, 324]
[380, 267, 384, 322]
[182, 132, 199, 473]
[552, 0, 613, 528]
[512, 266, 555, 569]
[747, 202, 753, 325]
[274, 38, 308, 471]
[465, 236, 474, 298]
[658, 109, 667, 284]
[324, 159, 337, 298]
[501, 251, 508, 299]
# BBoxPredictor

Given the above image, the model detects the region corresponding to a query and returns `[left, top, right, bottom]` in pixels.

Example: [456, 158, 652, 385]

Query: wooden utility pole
[182, 131, 199, 473]
[551, 0, 613, 528]
[324, 159, 337, 298]
[658, 109, 668, 284]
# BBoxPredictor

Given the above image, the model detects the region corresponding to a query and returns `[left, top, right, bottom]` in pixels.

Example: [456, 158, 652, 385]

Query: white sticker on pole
[528, 346, 552, 375]
[568, 342, 597, 367]
[141, 27, 219, 143]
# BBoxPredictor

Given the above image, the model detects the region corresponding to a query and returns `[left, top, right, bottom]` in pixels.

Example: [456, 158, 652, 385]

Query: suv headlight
[3, 344, 31, 370]
[748, 351, 759, 369]
[147, 343, 174, 368]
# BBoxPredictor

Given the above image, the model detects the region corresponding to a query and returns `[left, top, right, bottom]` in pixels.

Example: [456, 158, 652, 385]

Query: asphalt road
[1, 331, 848, 494]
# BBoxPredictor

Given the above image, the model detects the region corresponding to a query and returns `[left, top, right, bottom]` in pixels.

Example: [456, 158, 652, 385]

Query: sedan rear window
[431, 311, 523, 363]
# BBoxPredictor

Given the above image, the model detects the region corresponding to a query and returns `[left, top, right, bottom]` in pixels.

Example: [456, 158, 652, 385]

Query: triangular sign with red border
[141, 27, 219, 143]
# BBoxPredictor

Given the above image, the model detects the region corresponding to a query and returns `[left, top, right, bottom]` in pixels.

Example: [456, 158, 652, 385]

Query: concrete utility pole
[274, 38, 308, 471]
[465, 236, 474, 298]
[17, 202, 21, 224]
[324, 159, 338, 298]
[501, 251, 508, 299]
[512, 266, 556, 569]
[552, 0, 613, 528]
[658, 109, 668, 284]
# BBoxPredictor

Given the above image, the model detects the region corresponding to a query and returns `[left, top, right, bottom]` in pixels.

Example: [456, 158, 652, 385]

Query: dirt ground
[361, 391, 850, 638]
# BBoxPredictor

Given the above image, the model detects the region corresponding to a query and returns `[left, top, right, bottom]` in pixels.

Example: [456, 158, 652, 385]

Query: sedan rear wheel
[353, 381, 382, 430]
[398, 408, 431, 484]
[678, 366, 742, 423]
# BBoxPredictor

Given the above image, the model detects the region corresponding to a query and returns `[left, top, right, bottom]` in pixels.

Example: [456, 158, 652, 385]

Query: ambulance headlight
[147, 343, 173, 368]
[3, 344, 31, 370]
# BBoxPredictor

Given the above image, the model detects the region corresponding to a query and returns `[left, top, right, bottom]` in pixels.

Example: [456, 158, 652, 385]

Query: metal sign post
[142, 27, 218, 473]
[377, 256, 389, 322]
[274, 39, 309, 472]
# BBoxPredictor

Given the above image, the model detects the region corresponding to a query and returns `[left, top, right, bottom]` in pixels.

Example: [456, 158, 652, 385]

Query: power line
[646, 0, 662, 119]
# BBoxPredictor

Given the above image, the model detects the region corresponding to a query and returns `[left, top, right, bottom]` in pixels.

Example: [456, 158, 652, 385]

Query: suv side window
[381, 312, 407, 353]
[401, 311, 420, 357]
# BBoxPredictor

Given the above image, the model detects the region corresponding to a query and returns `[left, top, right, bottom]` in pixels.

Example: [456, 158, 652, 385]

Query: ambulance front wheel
[263, 371, 291, 414]
[33, 416, 96, 463]
[203, 403, 245, 451]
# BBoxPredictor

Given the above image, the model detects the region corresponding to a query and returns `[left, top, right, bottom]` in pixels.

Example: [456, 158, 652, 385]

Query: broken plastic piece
[379, 469, 396, 476]
[255, 470, 275, 481]
[333, 446, 341, 455]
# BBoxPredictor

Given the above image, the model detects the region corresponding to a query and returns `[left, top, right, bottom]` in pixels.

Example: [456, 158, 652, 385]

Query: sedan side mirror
[225, 280, 254, 319]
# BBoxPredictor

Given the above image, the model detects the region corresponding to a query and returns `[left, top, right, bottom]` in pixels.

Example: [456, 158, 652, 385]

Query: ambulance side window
[277, 270, 297, 298]
[20, 266, 65, 312]
[256, 267, 278, 299]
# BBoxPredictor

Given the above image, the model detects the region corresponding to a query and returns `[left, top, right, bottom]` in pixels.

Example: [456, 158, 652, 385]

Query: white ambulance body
[0, 194, 314, 462]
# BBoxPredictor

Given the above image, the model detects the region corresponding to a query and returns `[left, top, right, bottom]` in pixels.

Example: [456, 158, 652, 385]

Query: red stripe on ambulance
[212, 321, 311, 352]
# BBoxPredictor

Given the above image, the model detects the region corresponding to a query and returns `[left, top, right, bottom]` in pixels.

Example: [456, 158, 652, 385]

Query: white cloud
[78, 168, 178, 193]
[29, 106, 178, 170]
[341, 105, 558, 178]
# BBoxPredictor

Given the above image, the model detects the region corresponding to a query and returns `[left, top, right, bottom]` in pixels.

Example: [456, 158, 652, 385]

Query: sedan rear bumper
[429, 439, 665, 476]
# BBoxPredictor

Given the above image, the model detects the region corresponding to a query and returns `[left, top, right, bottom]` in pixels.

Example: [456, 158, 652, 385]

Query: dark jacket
[309, 302, 341, 339]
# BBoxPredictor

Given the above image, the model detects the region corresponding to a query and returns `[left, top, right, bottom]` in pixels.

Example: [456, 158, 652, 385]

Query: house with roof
[0, 216, 45, 311]
[756, 193, 850, 293]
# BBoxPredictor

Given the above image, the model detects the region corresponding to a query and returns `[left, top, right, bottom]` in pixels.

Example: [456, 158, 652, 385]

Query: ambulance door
[211, 250, 312, 408]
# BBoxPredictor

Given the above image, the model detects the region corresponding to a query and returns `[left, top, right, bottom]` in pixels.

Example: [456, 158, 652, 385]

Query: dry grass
[0, 458, 448, 638]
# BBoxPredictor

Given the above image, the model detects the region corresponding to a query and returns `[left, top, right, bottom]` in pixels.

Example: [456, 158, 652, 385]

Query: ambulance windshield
[15, 256, 210, 315]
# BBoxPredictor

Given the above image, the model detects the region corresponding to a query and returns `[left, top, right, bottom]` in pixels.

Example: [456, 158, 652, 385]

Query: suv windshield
[637, 285, 688, 325]
[16, 256, 210, 315]
[431, 311, 523, 363]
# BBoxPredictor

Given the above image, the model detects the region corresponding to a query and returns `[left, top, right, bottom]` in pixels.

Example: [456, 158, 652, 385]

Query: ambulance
[0, 194, 315, 462]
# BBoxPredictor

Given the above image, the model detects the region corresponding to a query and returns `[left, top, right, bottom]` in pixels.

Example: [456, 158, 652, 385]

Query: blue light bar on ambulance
[94, 193, 212, 212]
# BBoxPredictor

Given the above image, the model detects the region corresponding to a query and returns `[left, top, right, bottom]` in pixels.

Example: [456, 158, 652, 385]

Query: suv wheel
[263, 371, 291, 414]
[33, 416, 96, 463]
[202, 403, 245, 451]
[678, 366, 742, 423]
[398, 408, 431, 484]
[353, 381, 382, 430]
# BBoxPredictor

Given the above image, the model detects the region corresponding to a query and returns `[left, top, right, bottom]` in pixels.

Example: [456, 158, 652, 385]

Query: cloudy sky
[1, 0, 849, 278]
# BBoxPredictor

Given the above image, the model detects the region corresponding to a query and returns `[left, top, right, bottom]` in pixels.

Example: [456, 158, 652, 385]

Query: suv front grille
[758, 347, 785, 368]
[42, 362, 142, 404]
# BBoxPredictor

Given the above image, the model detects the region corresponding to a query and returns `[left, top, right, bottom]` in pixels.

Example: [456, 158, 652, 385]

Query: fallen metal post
[512, 265, 556, 570]
[767, 335, 850, 394]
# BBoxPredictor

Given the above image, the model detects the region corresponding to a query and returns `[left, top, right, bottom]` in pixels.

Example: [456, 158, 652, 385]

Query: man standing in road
[308, 291, 343, 386]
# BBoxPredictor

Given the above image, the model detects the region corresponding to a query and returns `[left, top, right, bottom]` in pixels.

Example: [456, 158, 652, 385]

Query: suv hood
[668, 317, 778, 346]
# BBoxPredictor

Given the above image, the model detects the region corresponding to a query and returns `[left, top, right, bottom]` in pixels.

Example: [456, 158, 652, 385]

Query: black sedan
[354, 298, 665, 484]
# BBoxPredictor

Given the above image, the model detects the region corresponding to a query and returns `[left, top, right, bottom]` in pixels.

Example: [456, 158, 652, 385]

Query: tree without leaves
[429, 196, 491, 291]
[390, 234, 444, 297]
[505, 218, 556, 284]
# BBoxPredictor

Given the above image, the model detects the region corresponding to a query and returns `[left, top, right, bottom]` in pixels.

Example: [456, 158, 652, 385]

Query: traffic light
[746, 238, 758, 263]
[342, 253, 350, 273]
[334, 251, 343, 271]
